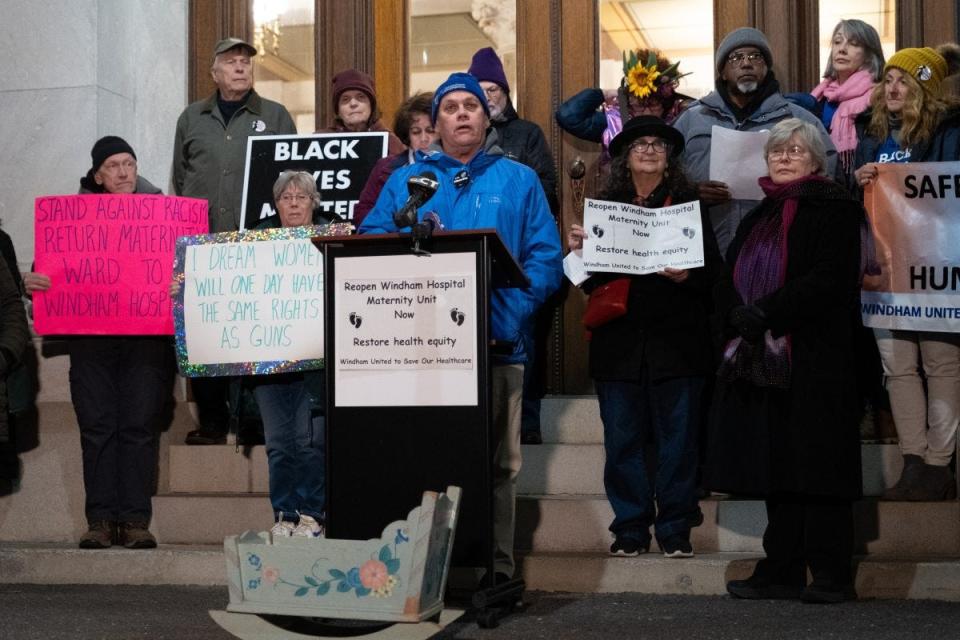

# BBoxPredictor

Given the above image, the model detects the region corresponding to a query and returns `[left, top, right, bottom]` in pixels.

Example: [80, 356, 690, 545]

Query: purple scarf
[719, 174, 833, 387]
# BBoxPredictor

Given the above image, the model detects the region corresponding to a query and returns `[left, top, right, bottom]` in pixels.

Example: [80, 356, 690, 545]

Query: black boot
[882, 454, 924, 500]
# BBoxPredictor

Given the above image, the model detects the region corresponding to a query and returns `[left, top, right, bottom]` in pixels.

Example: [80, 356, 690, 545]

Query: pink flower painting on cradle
[359, 559, 389, 590]
[263, 566, 280, 585]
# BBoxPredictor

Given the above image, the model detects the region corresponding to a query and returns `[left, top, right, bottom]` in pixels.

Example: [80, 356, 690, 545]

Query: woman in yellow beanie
[854, 44, 960, 501]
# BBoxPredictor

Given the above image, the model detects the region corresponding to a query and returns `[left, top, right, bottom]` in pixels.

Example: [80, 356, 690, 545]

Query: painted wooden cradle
[224, 486, 461, 622]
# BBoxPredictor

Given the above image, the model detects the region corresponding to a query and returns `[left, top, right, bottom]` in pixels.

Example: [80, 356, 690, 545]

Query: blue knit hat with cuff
[431, 72, 490, 124]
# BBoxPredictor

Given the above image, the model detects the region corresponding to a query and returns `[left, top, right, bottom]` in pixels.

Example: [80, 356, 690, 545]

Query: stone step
[540, 396, 602, 443]
[518, 552, 960, 601]
[516, 496, 960, 556]
[165, 442, 905, 497]
[2, 543, 958, 601]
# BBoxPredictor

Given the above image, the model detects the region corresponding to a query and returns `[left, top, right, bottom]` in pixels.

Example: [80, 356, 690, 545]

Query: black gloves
[729, 305, 767, 342]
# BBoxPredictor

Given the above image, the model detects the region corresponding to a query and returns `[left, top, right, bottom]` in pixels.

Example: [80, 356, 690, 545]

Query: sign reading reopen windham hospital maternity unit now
[581, 198, 705, 275]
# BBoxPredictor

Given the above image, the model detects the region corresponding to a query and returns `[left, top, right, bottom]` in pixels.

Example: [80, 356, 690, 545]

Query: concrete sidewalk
[2, 585, 960, 640]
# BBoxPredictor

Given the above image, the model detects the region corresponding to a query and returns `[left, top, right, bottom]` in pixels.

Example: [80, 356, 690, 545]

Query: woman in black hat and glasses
[568, 116, 722, 559]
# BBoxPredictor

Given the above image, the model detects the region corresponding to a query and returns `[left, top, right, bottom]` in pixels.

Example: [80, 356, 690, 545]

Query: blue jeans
[596, 375, 703, 544]
[252, 372, 325, 522]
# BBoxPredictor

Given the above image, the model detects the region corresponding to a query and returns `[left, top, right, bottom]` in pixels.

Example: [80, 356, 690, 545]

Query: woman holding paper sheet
[24, 136, 174, 550]
[568, 116, 721, 559]
[253, 171, 327, 538]
[709, 118, 864, 603]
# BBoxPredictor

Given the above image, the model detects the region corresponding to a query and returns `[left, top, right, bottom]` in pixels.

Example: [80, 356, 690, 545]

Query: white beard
[737, 80, 759, 94]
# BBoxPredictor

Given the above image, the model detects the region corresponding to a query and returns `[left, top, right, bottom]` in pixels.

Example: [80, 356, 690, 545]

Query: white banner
[182, 231, 324, 365]
[861, 161, 960, 332]
[581, 198, 705, 275]
[334, 252, 478, 407]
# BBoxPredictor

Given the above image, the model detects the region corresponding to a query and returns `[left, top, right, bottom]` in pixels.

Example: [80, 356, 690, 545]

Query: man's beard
[735, 80, 759, 94]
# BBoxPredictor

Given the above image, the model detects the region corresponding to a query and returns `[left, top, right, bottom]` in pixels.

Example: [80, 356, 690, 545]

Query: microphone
[393, 171, 439, 229]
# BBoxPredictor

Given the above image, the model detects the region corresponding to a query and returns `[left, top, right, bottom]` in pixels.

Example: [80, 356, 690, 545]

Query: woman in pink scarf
[792, 20, 885, 189]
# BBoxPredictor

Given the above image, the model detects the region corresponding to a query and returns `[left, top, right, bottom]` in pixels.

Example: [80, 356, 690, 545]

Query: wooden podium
[316, 230, 527, 573]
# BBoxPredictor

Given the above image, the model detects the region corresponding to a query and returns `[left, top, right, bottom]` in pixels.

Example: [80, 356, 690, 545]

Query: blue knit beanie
[431, 72, 490, 124]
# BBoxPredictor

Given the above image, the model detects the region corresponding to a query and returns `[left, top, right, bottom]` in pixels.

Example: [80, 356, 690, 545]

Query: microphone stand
[409, 221, 434, 256]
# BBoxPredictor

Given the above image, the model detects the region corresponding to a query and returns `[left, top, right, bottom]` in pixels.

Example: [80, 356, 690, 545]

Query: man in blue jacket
[360, 72, 563, 581]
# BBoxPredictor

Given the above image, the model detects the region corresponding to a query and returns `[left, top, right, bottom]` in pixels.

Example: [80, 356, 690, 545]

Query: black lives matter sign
[239, 132, 388, 229]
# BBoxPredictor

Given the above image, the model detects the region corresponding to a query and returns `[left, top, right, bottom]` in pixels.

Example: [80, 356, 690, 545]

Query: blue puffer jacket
[555, 88, 607, 143]
[359, 136, 563, 364]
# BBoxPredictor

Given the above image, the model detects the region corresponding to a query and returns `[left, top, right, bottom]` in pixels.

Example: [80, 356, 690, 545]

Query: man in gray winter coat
[672, 27, 837, 255]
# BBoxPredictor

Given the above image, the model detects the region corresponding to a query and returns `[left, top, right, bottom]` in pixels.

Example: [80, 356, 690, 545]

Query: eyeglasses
[726, 51, 766, 67]
[100, 159, 136, 173]
[279, 194, 310, 203]
[629, 139, 669, 155]
[767, 145, 810, 161]
[482, 85, 502, 97]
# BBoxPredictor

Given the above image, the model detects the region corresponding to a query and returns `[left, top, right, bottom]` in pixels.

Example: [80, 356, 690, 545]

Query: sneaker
[609, 536, 648, 556]
[79, 521, 116, 549]
[292, 513, 325, 538]
[271, 519, 297, 538]
[119, 521, 157, 549]
[660, 535, 694, 558]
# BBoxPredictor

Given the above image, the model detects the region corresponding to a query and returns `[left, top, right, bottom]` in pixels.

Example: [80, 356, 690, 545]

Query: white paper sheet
[563, 251, 590, 286]
[708, 125, 770, 200]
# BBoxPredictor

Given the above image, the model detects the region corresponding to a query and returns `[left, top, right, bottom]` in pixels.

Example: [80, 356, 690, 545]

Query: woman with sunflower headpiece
[556, 49, 692, 160]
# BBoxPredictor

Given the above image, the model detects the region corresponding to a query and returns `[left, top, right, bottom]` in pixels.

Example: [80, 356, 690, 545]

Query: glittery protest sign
[173, 223, 352, 377]
[32, 193, 208, 335]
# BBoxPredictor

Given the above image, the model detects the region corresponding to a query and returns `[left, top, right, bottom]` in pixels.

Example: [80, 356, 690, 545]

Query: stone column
[0, 0, 188, 267]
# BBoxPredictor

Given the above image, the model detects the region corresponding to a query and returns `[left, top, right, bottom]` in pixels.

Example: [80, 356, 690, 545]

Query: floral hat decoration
[621, 49, 689, 102]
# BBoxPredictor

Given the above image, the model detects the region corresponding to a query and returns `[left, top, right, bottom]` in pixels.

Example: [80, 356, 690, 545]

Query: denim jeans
[595, 374, 703, 544]
[252, 371, 325, 522]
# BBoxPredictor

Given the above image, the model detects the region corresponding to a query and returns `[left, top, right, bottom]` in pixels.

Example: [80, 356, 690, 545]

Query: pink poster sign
[33, 193, 208, 335]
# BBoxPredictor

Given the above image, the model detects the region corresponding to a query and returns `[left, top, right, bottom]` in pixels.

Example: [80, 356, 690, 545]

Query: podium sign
[332, 252, 479, 407]
[322, 231, 525, 569]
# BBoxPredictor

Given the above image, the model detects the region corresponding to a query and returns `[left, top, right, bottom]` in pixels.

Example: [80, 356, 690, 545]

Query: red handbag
[582, 277, 630, 329]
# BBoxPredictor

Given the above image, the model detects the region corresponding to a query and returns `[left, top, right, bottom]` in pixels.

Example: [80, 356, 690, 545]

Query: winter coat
[555, 88, 607, 143]
[491, 103, 559, 214]
[853, 106, 960, 169]
[0, 258, 29, 444]
[672, 89, 838, 256]
[705, 184, 864, 499]
[587, 186, 725, 382]
[318, 119, 406, 156]
[79, 176, 162, 196]
[359, 134, 563, 365]
[352, 151, 410, 226]
[173, 90, 296, 232]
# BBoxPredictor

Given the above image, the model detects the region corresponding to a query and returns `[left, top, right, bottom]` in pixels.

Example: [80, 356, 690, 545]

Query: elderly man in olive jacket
[172, 37, 296, 445]
[173, 37, 296, 233]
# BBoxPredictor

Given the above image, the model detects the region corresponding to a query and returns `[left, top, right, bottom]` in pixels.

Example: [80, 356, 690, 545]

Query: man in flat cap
[172, 37, 297, 445]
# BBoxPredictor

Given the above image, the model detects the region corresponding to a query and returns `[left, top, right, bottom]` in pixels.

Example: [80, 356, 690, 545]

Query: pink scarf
[810, 69, 874, 156]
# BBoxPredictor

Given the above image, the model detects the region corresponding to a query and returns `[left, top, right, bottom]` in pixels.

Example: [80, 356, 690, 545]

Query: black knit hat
[91, 136, 136, 172]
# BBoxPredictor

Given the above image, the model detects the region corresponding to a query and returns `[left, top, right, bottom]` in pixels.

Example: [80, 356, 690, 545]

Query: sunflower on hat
[622, 50, 689, 101]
